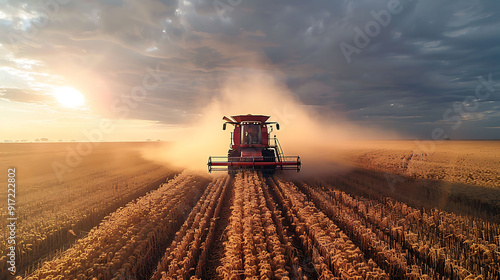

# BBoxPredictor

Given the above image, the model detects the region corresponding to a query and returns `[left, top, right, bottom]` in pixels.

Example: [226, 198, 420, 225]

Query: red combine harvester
[207, 114, 301, 173]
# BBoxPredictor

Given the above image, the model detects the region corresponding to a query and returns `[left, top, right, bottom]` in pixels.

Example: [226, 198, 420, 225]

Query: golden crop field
[341, 140, 500, 188]
[0, 142, 179, 277]
[2, 141, 499, 280]
[337, 140, 500, 222]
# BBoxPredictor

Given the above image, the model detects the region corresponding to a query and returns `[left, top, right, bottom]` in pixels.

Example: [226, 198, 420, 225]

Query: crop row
[151, 175, 229, 279]
[216, 172, 289, 280]
[23, 169, 499, 280]
[25, 172, 208, 280]
[271, 177, 390, 279]
[304, 179, 499, 279]
[0, 165, 174, 277]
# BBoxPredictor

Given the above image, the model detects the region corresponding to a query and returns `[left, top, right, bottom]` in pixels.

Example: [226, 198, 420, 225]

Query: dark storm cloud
[1, 0, 499, 138]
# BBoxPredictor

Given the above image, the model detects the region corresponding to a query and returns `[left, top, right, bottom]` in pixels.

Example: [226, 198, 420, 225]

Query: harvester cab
[207, 114, 301, 174]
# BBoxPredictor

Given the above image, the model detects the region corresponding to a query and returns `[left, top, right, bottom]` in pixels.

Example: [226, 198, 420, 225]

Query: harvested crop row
[250, 173, 288, 278]
[376, 197, 499, 279]
[151, 176, 229, 279]
[259, 177, 302, 276]
[300, 182, 433, 279]
[266, 178, 328, 279]
[320, 168, 500, 266]
[272, 177, 389, 279]
[216, 172, 289, 280]
[25, 171, 209, 280]
[312, 181, 499, 279]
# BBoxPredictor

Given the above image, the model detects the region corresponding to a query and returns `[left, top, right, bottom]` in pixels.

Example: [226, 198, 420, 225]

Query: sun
[53, 87, 85, 108]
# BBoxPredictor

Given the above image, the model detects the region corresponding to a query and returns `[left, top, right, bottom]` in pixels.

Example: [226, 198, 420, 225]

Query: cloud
[0, 88, 54, 105]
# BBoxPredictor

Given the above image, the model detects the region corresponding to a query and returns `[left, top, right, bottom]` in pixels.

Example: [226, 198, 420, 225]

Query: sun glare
[53, 87, 85, 108]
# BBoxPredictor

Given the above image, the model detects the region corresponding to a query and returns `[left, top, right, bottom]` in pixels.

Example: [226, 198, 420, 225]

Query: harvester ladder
[274, 135, 285, 163]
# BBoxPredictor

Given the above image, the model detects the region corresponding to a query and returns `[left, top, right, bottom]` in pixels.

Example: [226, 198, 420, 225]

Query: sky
[1, 0, 499, 141]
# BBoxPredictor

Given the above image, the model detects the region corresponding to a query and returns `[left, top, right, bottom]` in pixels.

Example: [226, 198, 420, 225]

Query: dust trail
[140, 70, 399, 176]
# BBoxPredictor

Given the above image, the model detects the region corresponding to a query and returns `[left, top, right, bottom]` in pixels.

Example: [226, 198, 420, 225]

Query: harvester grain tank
[207, 114, 301, 173]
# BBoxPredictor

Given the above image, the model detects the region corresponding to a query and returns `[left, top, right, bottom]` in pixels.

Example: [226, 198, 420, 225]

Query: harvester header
[207, 114, 301, 173]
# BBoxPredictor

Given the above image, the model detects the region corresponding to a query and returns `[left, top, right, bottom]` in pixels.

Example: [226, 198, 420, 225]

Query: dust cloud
[140, 70, 399, 176]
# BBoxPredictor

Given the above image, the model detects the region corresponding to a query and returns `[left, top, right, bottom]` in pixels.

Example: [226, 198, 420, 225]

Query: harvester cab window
[242, 124, 261, 144]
